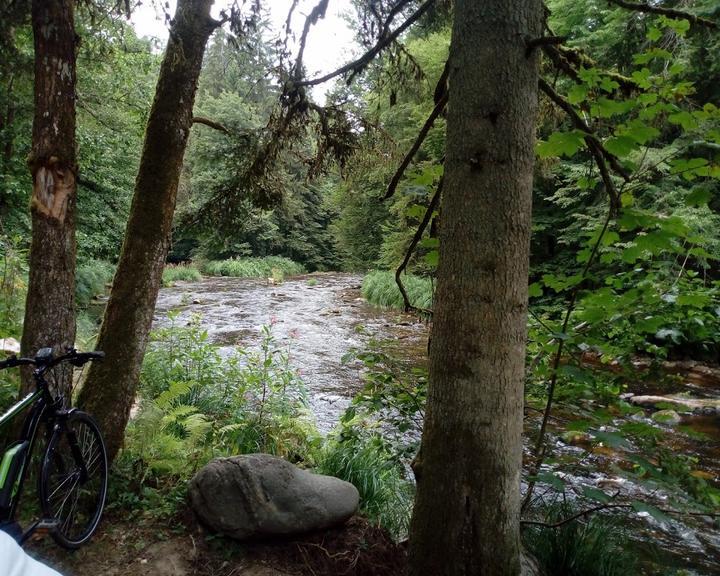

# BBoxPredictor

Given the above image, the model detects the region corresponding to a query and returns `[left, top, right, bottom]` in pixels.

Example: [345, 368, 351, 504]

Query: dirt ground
[27, 513, 407, 576]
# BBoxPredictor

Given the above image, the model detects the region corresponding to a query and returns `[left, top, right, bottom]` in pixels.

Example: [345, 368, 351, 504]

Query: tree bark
[77, 0, 217, 463]
[20, 0, 78, 398]
[408, 1, 542, 574]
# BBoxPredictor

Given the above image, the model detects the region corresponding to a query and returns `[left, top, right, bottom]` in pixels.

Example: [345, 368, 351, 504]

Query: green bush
[162, 264, 202, 286]
[201, 256, 306, 279]
[523, 501, 637, 576]
[361, 270, 433, 310]
[125, 315, 319, 480]
[76, 260, 114, 308]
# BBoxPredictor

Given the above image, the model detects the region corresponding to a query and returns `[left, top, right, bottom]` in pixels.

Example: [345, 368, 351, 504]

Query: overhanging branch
[538, 77, 628, 212]
[395, 177, 441, 316]
[384, 61, 449, 200]
[293, 0, 436, 88]
[192, 116, 231, 135]
[607, 0, 718, 30]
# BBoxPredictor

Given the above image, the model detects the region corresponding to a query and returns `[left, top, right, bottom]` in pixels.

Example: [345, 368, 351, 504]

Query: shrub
[202, 256, 306, 279]
[76, 260, 114, 308]
[162, 264, 202, 286]
[361, 270, 433, 310]
[125, 315, 319, 480]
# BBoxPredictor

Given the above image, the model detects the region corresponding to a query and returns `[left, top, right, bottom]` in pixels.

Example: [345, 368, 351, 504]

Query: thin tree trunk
[408, 1, 542, 574]
[77, 0, 218, 463]
[20, 0, 77, 399]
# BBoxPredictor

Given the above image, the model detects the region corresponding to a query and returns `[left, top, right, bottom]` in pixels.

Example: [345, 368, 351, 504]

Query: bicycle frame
[0, 373, 55, 523]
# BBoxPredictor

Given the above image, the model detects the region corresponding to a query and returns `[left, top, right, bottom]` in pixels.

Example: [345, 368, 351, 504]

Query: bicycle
[0, 347, 108, 549]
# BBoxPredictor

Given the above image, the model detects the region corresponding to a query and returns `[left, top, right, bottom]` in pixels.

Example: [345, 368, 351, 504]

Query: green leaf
[537, 131, 586, 158]
[581, 486, 611, 504]
[668, 111, 698, 131]
[593, 430, 630, 448]
[406, 204, 427, 219]
[623, 120, 660, 145]
[424, 250, 438, 267]
[631, 501, 671, 524]
[677, 293, 709, 307]
[604, 135, 637, 157]
[685, 187, 712, 206]
[661, 16, 690, 36]
[419, 237, 439, 249]
[621, 192, 635, 207]
[568, 84, 589, 104]
[537, 471, 566, 492]
[528, 282, 543, 298]
[591, 97, 634, 118]
[646, 27, 662, 42]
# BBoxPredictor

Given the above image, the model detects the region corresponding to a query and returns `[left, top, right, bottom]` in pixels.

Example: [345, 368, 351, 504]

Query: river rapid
[153, 273, 426, 433]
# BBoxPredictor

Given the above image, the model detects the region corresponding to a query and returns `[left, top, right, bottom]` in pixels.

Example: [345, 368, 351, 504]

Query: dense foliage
[0, 1, 719, 573]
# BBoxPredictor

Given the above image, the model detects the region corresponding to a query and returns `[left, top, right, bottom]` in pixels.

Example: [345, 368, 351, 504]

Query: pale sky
[130, 0, 358, 100]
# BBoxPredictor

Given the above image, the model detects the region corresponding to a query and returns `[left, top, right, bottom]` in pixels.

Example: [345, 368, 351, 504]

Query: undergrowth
[202, 256, 306, 280]
[115, 315, 319, 518]
[316, 431, 414, 540]
[523, 501, 637, 576]
[361, 270, 433, 310]
[162, 264, 202, 286]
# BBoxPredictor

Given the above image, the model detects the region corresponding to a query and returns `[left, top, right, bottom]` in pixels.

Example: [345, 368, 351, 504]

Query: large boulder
[188, 454, 359, 540]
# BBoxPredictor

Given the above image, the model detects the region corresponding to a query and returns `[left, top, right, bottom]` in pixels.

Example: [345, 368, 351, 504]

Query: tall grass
[162, 264, 202, 286]
[316, 433, 414, 539]
[361, 270, 433, 310]
[202, 256, 306, 279]
[523, 501, 637, 576]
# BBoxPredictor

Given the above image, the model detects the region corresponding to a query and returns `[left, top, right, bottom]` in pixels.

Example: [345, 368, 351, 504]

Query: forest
[0, 0, 719, 575]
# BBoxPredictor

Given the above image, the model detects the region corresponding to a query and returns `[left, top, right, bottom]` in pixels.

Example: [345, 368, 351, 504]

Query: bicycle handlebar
[0, 349, 105, 371]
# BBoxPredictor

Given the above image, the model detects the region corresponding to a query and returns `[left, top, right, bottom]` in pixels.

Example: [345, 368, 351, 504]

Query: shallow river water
[153, 273, 426, 433]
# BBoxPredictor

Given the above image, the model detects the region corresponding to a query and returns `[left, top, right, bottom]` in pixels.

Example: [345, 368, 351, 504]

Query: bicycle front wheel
[39, 410, 108, 549]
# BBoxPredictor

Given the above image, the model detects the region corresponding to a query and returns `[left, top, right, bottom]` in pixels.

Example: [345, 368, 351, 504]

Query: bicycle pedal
[35, 518, 59, 533]
[20, 519, 59, 544]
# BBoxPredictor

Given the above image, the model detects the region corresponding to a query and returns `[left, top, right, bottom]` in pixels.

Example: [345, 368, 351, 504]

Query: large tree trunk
[77, 0, 217, 463]
[20, 0, 77, 398]
[408, 1, 542, 574]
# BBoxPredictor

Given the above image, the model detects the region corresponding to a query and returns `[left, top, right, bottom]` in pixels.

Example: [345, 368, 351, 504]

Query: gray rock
[651, 409, 682, 425]
[188, 454, 359, 540]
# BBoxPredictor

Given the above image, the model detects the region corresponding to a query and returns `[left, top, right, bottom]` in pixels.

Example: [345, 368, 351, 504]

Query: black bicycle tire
[39, 410, 108, 549]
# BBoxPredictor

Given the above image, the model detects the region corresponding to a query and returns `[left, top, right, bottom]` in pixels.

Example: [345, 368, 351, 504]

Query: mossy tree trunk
[77, 0, 218, 463]
[408, 0, 542, 574]
[20, 0, 78, 399]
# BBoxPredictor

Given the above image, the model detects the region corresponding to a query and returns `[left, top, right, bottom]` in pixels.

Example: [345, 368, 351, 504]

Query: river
[153, 273, 719, 575]
[153, 273, 427, 433]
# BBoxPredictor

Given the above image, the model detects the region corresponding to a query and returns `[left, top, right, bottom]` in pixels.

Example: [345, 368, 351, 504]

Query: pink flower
[289, 328, 299, 339]
[270, 315, 278, 326]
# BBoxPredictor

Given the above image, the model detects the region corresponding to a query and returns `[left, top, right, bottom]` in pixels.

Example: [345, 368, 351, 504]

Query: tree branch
[293, 0, 436, 88]
[192, 116, 231, 135]
[292, 0, 329, 81]
[384, 74, 448, 200]
[394, 177, 442, 316]
[525, 35, 567, 57]
[607, 0, 718, 30]
[522, 501, 720, 529]
[543, 44, 640, 95]
[538, 77, 628, 212]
